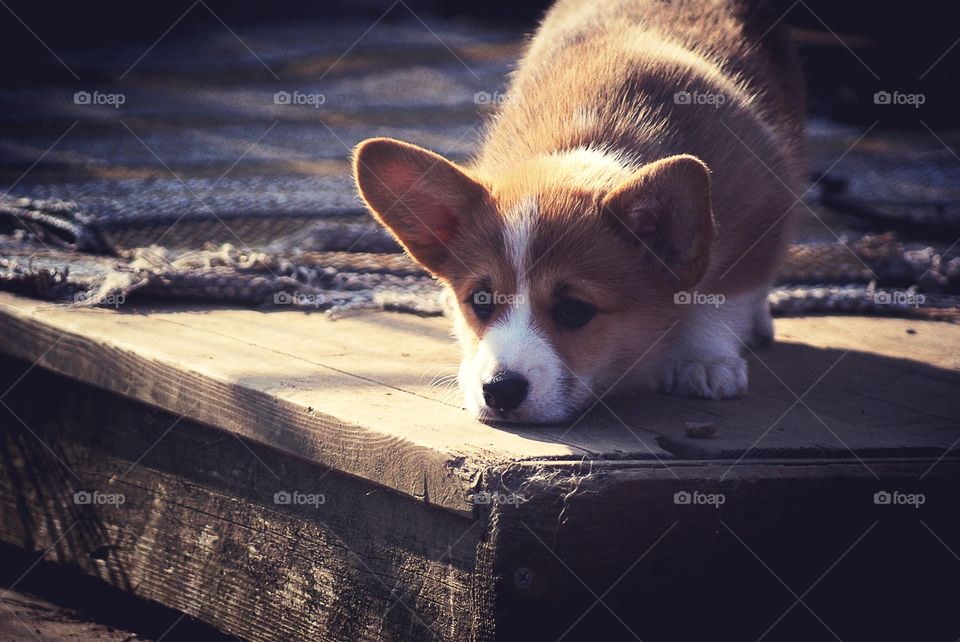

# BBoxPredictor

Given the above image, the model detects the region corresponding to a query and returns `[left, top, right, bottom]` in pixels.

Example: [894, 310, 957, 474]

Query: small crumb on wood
[906, 328, 917, 334]
[684, 421, 716, 439]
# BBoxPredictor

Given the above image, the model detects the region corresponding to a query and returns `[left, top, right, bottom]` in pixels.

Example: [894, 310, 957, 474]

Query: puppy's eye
[553, 297, 596, 330]
[469, 289, 495, 321]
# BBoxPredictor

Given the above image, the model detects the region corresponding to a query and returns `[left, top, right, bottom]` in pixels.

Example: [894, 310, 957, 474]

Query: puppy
[353, 0, 805, 423]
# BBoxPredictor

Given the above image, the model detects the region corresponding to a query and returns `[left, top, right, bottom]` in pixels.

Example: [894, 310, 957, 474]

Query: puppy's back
[480, 0, 802, 165]
[530, 0, 804, 128]
[473, 0, 805, 293]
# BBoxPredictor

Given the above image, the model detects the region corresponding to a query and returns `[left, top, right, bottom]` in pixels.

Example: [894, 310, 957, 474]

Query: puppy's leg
[745, 287, 774, 349]
[659, 290, 763, 399]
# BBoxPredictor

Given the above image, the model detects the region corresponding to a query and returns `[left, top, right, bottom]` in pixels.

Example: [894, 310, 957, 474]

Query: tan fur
[354, 0, 805, 422]
[473, 0, 805, 292]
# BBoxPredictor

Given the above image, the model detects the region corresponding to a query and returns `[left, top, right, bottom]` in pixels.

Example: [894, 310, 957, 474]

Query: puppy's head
[354, 138, 714, 424]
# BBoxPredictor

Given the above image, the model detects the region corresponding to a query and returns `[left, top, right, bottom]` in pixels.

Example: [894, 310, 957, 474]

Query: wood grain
[0, 293, 957, 515]
[0, 367, 481, 641]
[0, 294, 672, 514]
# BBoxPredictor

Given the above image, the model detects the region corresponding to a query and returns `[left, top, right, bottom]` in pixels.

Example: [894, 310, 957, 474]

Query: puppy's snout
[482, 371, 529, 413]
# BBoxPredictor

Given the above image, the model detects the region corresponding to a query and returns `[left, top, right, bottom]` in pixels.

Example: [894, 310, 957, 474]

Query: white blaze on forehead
[484, 197, 539, 375]
[481, 196, 537, 371]
[504, 195, 537, 278]
[457, 197, 569, 421]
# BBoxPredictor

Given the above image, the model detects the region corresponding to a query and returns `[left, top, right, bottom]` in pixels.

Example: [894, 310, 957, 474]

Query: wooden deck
[1, 290, 958, 640]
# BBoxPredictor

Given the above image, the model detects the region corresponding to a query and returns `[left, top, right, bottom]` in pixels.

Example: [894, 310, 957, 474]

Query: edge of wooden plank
[0, 294, 673, 514]
[0, 296, 468, 512]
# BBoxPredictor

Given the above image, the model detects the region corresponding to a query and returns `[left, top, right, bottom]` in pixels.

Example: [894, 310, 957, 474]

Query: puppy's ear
[354, 137, 487, 275]
[601, 154, 715, 290]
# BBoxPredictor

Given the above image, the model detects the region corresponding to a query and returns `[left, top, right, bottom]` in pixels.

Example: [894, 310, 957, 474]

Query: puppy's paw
[662, 356, 748, 399]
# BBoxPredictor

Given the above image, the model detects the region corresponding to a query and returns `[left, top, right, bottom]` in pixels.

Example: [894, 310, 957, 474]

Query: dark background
[0, 0, 956, 128]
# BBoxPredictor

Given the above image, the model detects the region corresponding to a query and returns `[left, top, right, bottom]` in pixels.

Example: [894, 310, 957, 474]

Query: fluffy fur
[353, 0, 805, 423]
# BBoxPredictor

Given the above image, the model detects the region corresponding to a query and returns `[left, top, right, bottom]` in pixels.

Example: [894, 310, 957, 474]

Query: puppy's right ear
[353, 137, 487, 275]
[601, 155, 715, 291]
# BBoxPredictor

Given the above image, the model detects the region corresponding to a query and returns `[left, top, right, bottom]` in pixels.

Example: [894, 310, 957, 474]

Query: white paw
[661, 356, 748, 399]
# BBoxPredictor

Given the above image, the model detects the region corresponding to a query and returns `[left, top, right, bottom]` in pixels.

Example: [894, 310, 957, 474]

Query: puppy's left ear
[601, 154, 715, 291]
[353, 137, 488, 276]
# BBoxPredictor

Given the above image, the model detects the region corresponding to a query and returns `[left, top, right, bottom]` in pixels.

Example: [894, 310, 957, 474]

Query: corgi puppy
[354, 0, 805, 423]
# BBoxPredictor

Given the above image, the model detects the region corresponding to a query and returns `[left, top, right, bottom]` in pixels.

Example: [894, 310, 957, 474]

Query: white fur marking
[504, 196, 537, 277]
[457, 198, 570, 422]
[659, 289, 764, 399]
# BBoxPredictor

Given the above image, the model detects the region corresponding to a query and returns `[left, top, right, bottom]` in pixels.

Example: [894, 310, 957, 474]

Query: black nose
[482, 371, 529, 413]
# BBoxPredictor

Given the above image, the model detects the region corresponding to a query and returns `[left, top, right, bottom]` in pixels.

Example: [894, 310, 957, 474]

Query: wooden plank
[2, 351, 958, 641]
[0, 293, 958, 479]
[0, 293, 674, 514]
[147, 305, 681, 459]
[0, 362, 482, 642]
[480, 458, 960, 640]
[604, 316, 960, 458]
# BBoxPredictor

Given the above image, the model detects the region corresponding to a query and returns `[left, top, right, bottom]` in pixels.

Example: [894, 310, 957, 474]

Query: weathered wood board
[0, 293, 676, 515]
[0, 290, 959, 639]
[2, 367, 958, 640]
[0, 292, 957, 495]
[0, 361, 481, 641]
